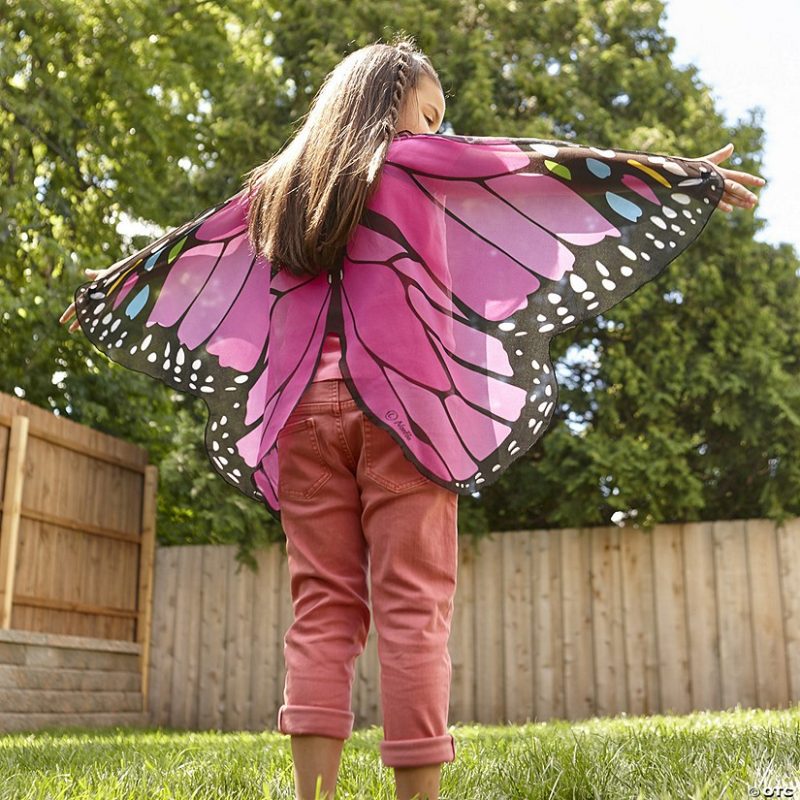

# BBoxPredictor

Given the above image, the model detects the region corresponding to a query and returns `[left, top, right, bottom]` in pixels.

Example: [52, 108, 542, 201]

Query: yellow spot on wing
[627, 158, 671, 188]
[107, 258, 144, 296]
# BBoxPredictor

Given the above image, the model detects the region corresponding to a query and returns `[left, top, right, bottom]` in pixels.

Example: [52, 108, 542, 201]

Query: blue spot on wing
[145, 249, 162, 270]
[587, 158, 612, 178]
[605, 191, 642, 222]
[125, 284, 150, 319]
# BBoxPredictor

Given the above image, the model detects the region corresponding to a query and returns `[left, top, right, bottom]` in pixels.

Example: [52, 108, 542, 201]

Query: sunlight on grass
[1, 705, 800, 798]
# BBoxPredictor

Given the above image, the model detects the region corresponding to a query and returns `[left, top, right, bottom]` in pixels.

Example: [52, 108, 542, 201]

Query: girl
[246, 39, 457, 800]
[61, 33, 764, 800]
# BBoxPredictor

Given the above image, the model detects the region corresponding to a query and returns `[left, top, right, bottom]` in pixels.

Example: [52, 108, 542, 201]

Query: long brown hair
[242, 34, 441, 278]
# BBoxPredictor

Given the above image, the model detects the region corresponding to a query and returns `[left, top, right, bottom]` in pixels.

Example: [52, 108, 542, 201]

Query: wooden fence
[2, 388, 797, 731]
[0, 391, 157, 709]
[147, 516, 800, 731]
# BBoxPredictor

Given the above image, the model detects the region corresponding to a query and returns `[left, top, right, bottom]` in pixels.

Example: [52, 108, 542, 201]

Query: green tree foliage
[1, 0, 796, 564]
[0, 0, 287, 569]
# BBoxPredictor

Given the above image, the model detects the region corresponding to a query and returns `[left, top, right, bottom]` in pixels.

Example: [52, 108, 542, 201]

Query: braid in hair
[366, 41, 415, 184]
[385, 41, 414, 136]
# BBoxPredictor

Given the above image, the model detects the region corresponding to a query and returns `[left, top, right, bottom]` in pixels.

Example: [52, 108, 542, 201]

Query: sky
[662, 0, 799, 256]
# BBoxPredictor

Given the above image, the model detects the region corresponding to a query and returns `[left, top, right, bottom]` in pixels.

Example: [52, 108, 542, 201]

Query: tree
[2, 0, 796, 565]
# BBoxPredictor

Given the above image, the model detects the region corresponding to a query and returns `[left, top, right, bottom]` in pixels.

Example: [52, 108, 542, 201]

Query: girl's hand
[59, 259, 127, 334]
[690, 142, 766, 213]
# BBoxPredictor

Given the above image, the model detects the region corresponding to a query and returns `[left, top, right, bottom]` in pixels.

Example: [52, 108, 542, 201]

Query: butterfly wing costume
[73, 131, 724, 523]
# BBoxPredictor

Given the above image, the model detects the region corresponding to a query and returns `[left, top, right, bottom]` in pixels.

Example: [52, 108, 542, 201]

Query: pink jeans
[275, 378, 459, 768]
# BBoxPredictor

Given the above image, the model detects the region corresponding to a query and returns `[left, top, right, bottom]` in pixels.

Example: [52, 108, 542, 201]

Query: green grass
[1, 705, 800, 799]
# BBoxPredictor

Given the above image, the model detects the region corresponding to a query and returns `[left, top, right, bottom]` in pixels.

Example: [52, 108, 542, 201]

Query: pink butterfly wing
[338, 132, 724, 493]
[74, 190, 332, 521]
[247, 267, 334, 507]
[76, 132, 724, 510]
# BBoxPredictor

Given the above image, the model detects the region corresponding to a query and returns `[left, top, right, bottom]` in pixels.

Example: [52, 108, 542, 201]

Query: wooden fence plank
[473, 533, 505, 723]
[682, 521, 721, 711]
[148, 545, 179, 726]
[532, 528, 563, 721]
[223, 550, 254, 730]
[0, 415, 29, 628]
[746, 518, 789, 709]
[277, 541, 294, 727]
[591, 526, 627, 718]
[713, 518, 757, 710]
[138, 465, 158, 709]
[198, 545, 228, 730]
[250, 545, 277, 730]
[169, 546, 195, 728]
[185, 544, 204, 730]
[502, 532, 533, 723]
[619, 527, 658, 715]
[776, 518, 800, 703]
[449, 536, 475, 724]
[272, 539, 289, 726]
[652, 523, 691, 715]
[561, 527, 593, 720]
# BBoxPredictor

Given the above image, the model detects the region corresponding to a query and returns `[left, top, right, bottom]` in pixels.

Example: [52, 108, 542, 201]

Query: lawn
[1, 705, 799, 799]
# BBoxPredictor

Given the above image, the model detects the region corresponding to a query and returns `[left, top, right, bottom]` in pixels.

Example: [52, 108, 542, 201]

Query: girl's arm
[688, 143, 765, 213]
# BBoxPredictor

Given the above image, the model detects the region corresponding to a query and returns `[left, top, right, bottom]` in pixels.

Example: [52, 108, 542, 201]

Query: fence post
[137, 463, 158, 710]
[0, 414, 30, 630]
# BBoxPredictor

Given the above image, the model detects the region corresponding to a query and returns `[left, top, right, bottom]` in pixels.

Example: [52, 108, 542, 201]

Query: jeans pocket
[276, 417, 333, 499]
[361, 414, 432, 493]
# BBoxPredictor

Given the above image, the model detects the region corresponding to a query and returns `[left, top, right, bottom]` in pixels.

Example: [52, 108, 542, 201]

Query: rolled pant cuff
[380, 733, 456, 767]
[277, 704, 354, 739]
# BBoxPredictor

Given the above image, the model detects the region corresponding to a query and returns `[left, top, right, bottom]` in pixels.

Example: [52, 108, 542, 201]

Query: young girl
[247, 39, 458, 800]
[61, 32, 764, 800]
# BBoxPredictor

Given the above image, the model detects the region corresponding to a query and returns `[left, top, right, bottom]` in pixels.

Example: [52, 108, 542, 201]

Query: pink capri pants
[275, 377, 459, 768]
